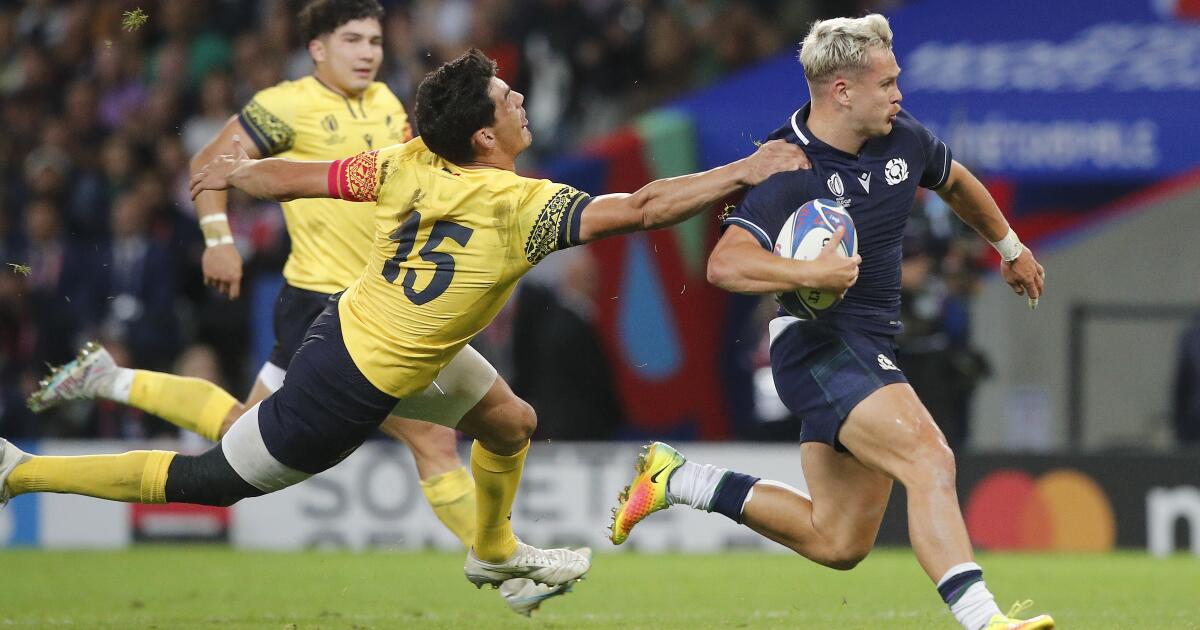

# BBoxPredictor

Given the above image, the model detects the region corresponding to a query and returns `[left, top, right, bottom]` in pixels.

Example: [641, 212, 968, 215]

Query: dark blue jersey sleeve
[896, 110, 953, 190]
[721, 171, 811, 251]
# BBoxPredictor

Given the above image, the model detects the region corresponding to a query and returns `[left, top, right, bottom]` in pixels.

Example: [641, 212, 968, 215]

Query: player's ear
[472, 127, 496, 153]
[308, 38, 326, 64]
[831, 77, 852, 106]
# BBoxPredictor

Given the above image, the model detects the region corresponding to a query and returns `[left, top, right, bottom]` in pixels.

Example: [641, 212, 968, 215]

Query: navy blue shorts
[770, 320, 908, 451]
[268, 283, 334, 370]
[257, 298, 399, 474]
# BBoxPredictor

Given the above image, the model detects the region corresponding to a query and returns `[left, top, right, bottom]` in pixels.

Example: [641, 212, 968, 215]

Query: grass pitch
[0, 547, 1196, 628]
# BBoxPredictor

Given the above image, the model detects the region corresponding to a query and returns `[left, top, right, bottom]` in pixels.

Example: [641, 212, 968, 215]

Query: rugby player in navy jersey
[610, 14, 1053, 630]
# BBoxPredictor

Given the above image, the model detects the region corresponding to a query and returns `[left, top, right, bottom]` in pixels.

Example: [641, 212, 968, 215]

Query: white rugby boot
[27, 342, 120, 412]
[464, 540, 590, 589]
[499, 547, 593, 616]
[0, 438, 32, 505]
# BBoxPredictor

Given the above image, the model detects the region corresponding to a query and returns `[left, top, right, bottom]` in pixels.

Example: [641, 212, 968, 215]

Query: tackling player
[1, 49, 810, 593]
[608, 15, 1053, 630]
[25, 0, 571, 614]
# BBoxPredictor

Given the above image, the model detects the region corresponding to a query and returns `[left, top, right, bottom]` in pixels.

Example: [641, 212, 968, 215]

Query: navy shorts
[268, 283, 334, 370]
[770, 320, 908, 451]
[257, 298, 399, 474]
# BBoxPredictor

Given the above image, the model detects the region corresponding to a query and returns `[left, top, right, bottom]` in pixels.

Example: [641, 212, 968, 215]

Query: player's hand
[202, 243, 244, 299]
[1001, 246, 1045, 309]
[802, 226, 861, 293]
[191, 135, 253, 200]
[739, 140, 811, 186]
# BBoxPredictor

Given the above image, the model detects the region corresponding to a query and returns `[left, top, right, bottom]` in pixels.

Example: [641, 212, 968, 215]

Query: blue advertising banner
[670, 0, 1200, 182]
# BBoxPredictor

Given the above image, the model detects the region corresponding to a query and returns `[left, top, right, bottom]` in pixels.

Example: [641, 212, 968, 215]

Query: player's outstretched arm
[575, 140, 809, 243]
[190, 135, 332, 202]
[935, 160, 1045, 308]
[192, 117, 266, 299]
[707, 224, 859, 295]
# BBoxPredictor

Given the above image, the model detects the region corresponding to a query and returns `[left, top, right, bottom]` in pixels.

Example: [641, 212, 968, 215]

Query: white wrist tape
[199, 213, 229, 226]
[205, 235, 235, 247]
[990, 229, 1024, 262]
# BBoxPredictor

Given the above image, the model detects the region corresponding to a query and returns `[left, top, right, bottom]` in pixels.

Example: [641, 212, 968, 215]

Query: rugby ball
[774, 198, 857, 319]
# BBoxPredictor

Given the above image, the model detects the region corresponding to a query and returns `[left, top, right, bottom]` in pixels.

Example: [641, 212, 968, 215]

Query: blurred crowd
[0, 0, 907, 440]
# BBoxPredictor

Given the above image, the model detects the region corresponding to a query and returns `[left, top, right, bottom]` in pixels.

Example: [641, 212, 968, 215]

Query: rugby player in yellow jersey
[0, 49, 810, 593]
[26, 0, 574, 614]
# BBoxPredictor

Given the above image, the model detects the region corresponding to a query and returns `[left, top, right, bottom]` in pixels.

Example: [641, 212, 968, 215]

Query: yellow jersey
[237, 76, 412, 293]
[327, 139, 591, 397]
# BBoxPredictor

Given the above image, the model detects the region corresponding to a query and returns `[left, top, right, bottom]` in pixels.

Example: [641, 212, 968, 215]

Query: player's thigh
[801, 441, 893, 543]
[837, 382, 953, 485]
[253, 300, 399, 476]
[769, 321, 908, 453]
[387, 344, 499, 429]
[260, 283, 333, 394]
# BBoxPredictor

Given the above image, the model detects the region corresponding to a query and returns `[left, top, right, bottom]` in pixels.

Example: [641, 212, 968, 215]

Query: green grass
[0, 548, 1196, 628]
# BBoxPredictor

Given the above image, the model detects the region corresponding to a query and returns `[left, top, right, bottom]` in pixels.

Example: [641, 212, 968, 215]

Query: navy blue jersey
[723, 103, 952, 335]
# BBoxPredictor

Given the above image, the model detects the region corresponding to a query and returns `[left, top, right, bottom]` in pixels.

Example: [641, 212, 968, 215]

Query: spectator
[513, 248, 624, 440]
[91, 191, 180, 370]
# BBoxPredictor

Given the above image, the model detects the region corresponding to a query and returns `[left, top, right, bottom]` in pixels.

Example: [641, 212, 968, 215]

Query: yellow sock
[470, 440, 528, 562]
[6, 451, 175, 503]
[130, 370, 238, 441]
[420, 466, 476, 548]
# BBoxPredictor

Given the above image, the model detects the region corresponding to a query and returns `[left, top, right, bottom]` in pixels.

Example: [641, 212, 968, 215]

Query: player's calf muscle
[164, 447, 262, 506]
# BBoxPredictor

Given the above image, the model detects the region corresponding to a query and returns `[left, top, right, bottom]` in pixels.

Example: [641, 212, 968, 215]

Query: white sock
[666, 460, 728, 511]
[948, 581, 1002, 630]
[99, 367, 136, 403]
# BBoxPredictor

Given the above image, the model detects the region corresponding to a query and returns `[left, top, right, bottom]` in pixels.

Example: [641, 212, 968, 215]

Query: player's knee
[504, 398, 537, 443]
[824, 550, 868, 571]
[818, 538, 872, 570]
[898, 437, 956, 492]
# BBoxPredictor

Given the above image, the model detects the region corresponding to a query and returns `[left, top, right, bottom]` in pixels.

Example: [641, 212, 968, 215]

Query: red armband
[327, 150, 380, 202]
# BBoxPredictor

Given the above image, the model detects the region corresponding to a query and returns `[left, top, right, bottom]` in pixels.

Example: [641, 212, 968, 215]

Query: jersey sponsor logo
[826, 172, 845, 197]
[877, 354, 899, 371]
[857, 171, 871, 193]
[884, 158, 909, 185]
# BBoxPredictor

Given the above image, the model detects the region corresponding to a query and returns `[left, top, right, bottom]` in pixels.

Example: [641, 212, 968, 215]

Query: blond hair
[799, 14, 893, 84]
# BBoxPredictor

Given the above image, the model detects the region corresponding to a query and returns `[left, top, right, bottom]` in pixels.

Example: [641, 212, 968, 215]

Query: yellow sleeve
[238, 83, 299, 156]
[516, 179, 592, 266]
[329, 143, 411, 202]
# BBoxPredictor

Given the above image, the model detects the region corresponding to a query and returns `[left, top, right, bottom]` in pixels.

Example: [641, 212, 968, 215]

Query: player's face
[487, 77, 532, 156]
[314, 18, 384, 96]
[848, 48, 902, 138]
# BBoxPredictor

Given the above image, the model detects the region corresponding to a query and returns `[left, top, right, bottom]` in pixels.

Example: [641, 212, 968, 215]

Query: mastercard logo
[963, 469, 1115, 551]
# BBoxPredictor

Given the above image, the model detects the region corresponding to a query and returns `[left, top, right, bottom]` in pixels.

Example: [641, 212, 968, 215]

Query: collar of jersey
[789, 103, 862, 162]
[306, 74, 373, 104]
